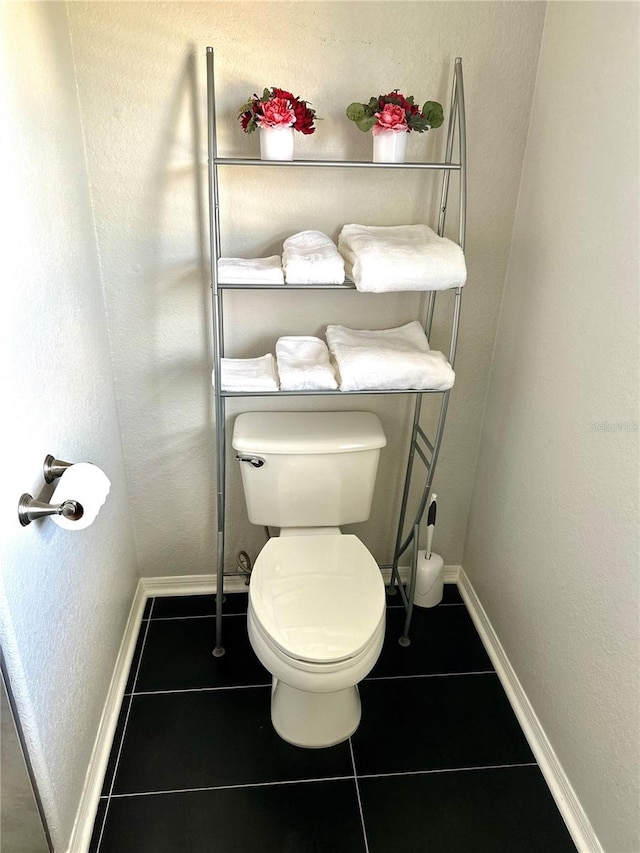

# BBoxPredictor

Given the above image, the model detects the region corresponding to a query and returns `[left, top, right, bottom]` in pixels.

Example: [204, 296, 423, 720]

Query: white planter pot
[259, 126, 295, 161]
[372, 129, 408, 163]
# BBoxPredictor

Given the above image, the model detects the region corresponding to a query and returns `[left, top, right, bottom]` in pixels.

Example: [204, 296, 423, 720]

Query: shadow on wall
[132, 45, 217, 575]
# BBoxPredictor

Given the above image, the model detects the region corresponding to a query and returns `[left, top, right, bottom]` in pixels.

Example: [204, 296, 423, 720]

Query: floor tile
[369, 604, 493, 678]
[151, 592, 248, 619]
[359, 765, 577, 852]
[135, 615, 269, 692]
[352, 674, 534, 776]
[113, 688, 353, 794]
[99, 779, 366, 853]
[440, 583, 464, 605]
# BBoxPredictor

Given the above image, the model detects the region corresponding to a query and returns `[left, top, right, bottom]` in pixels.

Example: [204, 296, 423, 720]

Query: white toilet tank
[232, 411, 387, 528]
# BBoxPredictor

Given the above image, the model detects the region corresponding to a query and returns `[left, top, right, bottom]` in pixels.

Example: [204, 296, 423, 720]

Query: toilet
[232, 411, 387, 748]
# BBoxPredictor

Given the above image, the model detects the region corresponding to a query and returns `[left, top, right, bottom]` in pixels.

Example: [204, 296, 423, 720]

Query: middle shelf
[218, 280, 356, 290]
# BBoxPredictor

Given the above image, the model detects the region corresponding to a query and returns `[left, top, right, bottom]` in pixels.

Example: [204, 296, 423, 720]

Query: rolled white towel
[326, 322, 455, 392]
[218, 354, 279, 392]
[282, 231, 345, 285]
[338, 224, 466, 292]
[218, 256, 284, 285]
[276, 336, 338, 391]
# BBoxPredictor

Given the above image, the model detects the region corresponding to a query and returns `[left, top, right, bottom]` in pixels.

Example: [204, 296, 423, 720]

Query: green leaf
[238, 98, 254, 117]
[346, 102, 366, 122]
[262, 88, 271, 101]
[422, 101, 444, 129]
[409, 114, 430, 133]
[355, 115, 376, 133]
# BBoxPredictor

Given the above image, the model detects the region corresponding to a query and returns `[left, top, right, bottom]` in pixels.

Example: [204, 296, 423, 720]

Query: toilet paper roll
[413, 551, 444, 609]
[50, 463, 111, 530]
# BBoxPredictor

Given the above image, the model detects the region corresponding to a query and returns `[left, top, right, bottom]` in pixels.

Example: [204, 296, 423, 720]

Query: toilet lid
[250, 534, 386, 664]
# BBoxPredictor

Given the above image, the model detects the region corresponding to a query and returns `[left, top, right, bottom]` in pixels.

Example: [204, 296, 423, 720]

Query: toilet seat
[249, 534, 386, 665]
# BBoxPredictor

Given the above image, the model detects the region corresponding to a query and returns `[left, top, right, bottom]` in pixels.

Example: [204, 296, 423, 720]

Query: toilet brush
[413, 494, 444, 608]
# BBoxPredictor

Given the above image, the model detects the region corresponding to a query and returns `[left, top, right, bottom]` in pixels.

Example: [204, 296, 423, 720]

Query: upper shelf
[214, 157, 461, 171]
[221, 388, 446, 397]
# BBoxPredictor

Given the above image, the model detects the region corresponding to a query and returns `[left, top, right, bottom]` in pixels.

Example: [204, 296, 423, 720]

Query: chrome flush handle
[236, 455, 265, 469]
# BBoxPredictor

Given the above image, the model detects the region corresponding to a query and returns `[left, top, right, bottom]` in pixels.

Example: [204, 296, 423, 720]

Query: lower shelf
[221, 388, 446, 397]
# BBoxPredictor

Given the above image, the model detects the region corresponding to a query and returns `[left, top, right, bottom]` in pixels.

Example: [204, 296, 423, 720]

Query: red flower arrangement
[346, 90, 443, 134]
[238, 87, 318, 135]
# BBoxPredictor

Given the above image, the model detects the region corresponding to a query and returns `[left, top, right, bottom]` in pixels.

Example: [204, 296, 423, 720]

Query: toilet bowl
[247, 533, 386, 748]
[232, 410, 388, 748]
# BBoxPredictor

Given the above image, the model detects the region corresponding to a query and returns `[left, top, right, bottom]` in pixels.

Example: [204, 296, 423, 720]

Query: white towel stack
[282, 231, 345, 285]
[218, 256, 284, 285]
[338, 224, 466, 292]
[275, 336, 338, 391]
[326, 321, 455, 392]
[218, 355, 279, 392]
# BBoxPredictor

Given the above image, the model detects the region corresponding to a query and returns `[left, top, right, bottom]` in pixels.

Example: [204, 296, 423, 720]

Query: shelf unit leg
[207, 47, 226, 658]
[389, 393, 424, 594]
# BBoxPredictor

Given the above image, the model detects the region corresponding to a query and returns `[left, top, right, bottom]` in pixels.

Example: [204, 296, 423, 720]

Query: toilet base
[270, 678, 361, 748]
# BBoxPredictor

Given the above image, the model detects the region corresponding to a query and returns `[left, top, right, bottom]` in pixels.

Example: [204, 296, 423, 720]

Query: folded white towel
[326, 322, 455, 392]
[338, 224, 466, 292]
[218, 256, 284, 284]
[218, 354, 279, 391]
[282, 231, 345, 285]
[326, 320, 431, 354]
[275, 336, 338, 391]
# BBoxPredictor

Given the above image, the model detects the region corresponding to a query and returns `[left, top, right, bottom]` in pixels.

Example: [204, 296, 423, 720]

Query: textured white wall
[0, 3, 139, 849]
[463, 3, 640, 851]
[66, 0, 546, 577]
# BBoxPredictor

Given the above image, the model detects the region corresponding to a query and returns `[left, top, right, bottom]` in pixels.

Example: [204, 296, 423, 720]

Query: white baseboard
[66, 581, 147, 853]
[141, 564, 461, 598]
[66, 564, 461, 852]
[140, 573, 245, 597]
[457, 566, 603, 853]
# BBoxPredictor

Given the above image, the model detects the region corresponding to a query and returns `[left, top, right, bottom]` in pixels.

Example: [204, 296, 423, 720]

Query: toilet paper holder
[43, 454, 73, 483]
[18, 455, 84, 527]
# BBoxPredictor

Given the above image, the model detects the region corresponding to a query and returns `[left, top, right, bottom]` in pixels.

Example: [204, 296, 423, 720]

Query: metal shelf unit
[205, 47, 467, 655]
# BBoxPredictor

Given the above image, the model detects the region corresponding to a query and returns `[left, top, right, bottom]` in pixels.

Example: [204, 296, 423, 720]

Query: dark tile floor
[90, 585, 577, 852]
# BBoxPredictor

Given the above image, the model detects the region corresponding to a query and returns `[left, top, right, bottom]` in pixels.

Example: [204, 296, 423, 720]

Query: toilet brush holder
[413, 551, 444, 608]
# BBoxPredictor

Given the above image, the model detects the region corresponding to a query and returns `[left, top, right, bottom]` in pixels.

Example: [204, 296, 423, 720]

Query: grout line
[109, 774, 356, 799]
[103, 762, 541, 802]
[149, 612, 247, 622]
[130, 671, 495, 697]
[90, 793, 111, 853]
[357, 762, 539, 782]
[129, 673, 497, 697]
[366, 670, 496, 682]
[131, 597, 155, 691]
[132, 683, 271, 696]
[349, 737, 370, 853]
[95, 599, 155, 853]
